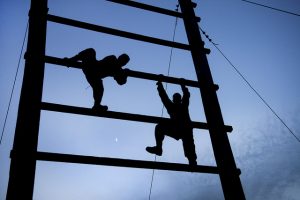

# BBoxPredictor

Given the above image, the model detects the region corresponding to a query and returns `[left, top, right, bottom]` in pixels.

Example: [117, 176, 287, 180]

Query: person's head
[172, 93, 182, 104]
[118, 54, 130, 67]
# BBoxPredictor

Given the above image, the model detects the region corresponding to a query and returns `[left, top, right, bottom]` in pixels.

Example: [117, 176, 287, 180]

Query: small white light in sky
[115, 137, 118, 142]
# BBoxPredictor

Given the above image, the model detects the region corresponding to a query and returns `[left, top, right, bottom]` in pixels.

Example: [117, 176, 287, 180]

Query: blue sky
[0, 0, 300, 199]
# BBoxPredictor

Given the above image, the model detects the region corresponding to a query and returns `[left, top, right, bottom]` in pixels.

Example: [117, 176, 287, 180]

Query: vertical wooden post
[6, 0, 48, 199]
[178, 0, 246, 199]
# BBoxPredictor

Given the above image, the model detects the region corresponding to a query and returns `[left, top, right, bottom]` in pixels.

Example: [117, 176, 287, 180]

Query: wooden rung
[107, 0, 182, 18]
[41, 102, 233, 132]
[36, 151, 219, 174]
[47, 14, 190, 50]
[44, 55, 219, 90]
[106, 0, 201, 22]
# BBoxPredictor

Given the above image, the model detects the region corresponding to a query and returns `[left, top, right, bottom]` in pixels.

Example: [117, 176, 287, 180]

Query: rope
[148, 155, 157, 200]
[0, 21, 29, 145]
[199, 27, 300, 143]
[241, 0, 300, 17]
[148, 3, 179, 200]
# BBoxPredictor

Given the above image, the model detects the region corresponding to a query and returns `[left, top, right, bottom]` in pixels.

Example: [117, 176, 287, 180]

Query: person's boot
[188, 159, 197, 167]
[92, 104, 108, 111]
[146, 146, 162, 156]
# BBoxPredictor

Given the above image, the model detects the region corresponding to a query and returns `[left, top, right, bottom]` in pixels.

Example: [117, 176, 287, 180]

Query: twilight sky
[0, 0, 300, 199]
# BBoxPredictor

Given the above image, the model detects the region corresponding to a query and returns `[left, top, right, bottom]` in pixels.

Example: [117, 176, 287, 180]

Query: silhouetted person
[65, 48, 130, 111]
[146, 79, 197, 166]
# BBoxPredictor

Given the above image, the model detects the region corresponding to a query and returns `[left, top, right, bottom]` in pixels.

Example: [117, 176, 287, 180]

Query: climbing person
[146, 78, 197, 166]
[65, 48, 130, 111]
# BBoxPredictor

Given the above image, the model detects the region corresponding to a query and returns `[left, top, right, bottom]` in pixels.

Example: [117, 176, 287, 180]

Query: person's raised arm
[156, 75, 172, 107]
[156, 80, 165, 96]
[180, 79, 190, 106]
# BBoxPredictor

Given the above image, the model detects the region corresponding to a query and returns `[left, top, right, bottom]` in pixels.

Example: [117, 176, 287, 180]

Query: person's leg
[146, 123, 167, 156]
[154, 123, 165, 149]
[91, 79, 107, 110]
[182, 129, 197, 166]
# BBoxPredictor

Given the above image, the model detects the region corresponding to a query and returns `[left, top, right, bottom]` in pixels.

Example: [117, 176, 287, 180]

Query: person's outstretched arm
[157, 81, 172, 108]
[181, 81, 190, 106]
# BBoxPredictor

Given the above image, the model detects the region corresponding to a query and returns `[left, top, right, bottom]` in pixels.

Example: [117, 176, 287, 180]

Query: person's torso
[82, 57, 120, 79]
[167, 103, 191, 125]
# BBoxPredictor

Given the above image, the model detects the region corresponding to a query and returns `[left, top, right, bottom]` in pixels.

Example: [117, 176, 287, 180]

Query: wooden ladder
[6, 0, 245, 199]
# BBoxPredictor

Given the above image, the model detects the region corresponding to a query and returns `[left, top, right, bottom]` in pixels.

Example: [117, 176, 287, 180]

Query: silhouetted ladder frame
[6, 0, 245, 199]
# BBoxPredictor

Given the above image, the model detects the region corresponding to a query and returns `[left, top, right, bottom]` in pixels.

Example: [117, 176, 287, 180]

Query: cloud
[234, 111, 300, 200]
